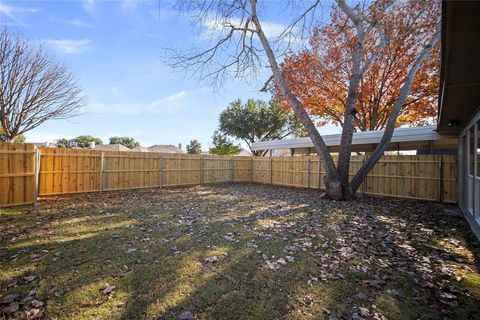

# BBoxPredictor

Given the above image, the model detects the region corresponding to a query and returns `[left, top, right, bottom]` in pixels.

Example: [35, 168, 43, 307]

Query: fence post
[250, 157, 254, 183]
[200, 156, 204, 185]
[270, 157, 273, 185]
[159, 155, 163, 188]
[361, 156, 366, 195]
[34, 148, 41, 205]
[307, 158, 311, 188]
[230, 157, 235, 182]
[318, 158, 321, 189]
[438, 156, 444, 202]
[99, 152, 104, 192]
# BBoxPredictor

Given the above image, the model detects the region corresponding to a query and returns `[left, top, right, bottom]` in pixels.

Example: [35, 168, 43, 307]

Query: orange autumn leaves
[273, 1, 440, 131]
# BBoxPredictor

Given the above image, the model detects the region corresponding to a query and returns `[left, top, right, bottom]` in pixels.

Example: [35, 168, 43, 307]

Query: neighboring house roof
[148, 144, 186, 154]
[252, 126, 458, 154]
[131, 146, 150, 152]
[32, 142, 57, 148]
[236, 148, 252, 156]
[94, 144, 131, 152]
[270, 149, 292, 157]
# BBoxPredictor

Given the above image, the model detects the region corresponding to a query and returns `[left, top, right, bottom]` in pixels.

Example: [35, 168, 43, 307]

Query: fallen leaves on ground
[0, 184, 479, 319]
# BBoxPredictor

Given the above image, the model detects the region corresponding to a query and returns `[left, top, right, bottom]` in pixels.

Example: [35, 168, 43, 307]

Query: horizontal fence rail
[0, 143, 457, 207]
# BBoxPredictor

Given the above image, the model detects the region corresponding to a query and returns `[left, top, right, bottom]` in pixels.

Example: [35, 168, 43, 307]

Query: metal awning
[252, 126, 458, 154]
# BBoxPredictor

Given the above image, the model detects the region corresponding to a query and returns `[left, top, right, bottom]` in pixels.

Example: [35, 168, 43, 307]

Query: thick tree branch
[350, 22, 441, 191]
[250, 0, 343, 198]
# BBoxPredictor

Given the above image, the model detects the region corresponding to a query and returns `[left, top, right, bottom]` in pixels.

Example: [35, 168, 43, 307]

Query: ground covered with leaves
[1, 184, 479, 320]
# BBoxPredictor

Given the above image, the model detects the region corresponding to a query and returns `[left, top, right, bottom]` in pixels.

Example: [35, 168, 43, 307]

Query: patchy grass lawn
[1, 184, 479, 320]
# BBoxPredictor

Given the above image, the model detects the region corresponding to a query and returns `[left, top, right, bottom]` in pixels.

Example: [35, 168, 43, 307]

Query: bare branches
[167, 0, 323, 88]
[336, 0, 362, 26]
[0, 27, 85, 142]
[276, 0, 322, 52]
[167, 0, 257, 85]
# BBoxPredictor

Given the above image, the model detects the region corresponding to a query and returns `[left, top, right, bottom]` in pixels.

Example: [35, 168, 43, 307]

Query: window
[470, 127, 475, 176]
[477, 123, 480, 219]
[460, 134, 467, 210]
[477, 123, 480, 178]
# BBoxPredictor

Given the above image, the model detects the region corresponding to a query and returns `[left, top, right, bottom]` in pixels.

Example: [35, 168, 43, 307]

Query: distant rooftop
[94, 144, 131, 152]
[131, 146, 150, 152]
[148, 144, 186, 154]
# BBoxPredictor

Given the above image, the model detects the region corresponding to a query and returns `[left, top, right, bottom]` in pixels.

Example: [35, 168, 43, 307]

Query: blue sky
[0, 0, 339, 150]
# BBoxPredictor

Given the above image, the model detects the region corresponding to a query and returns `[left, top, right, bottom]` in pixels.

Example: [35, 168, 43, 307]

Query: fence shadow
[1, 184, 477, 320]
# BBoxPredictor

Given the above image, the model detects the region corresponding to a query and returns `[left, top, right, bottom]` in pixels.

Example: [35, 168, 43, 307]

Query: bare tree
[168, 0, 440, 200]
[0, 27, 85, 142]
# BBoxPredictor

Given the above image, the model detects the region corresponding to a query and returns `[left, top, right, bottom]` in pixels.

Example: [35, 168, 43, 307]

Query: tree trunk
[336, 40, 363, 200]
[250, 0, 342, 200]
[350, 27, 441, 193]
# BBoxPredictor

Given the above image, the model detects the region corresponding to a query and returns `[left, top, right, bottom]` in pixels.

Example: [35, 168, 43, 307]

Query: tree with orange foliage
[272, 1, 439, 198]
[170, 0, 440, 200]
[274, 3, 439, 132]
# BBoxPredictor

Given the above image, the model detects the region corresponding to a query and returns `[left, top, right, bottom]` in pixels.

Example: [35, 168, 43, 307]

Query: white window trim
[475, 123, 479, 219]
[468, 129, 474, 216]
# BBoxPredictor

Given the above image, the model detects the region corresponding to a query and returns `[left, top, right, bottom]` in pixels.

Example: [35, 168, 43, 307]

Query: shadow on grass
[1, 184, 479, 320]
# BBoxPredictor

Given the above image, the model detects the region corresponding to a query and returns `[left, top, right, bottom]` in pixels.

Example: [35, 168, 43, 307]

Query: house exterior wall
[458, 109, 480, 239]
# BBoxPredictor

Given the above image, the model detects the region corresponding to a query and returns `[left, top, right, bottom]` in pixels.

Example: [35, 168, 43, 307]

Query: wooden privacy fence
[37, 148, 252, 196]
[0, 143, 457, 207]
[253, 155, 457, 203]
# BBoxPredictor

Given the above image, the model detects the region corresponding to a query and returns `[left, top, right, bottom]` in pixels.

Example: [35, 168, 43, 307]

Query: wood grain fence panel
[38, 148, 101, 195]
[0, 143, 460, 206]
[204, 155, 230, 183]
[308, 156, 320, 189]
[233, 157, 252, 182]
[251, 154, 458, 203]
[0, 144, 35, 207]
[253, 158, 270, 184]
[442, 155, 457, 203]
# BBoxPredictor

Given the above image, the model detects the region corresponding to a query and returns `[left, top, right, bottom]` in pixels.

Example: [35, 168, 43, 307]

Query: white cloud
[82, 0, 95, 13]
[261, 21, 289, 39]
[0, 1, 39, 25]
[42, 39, 92, 54]
[88, 90, 188, 116]
[68, 18, 91, 28]
[121, 0, 141, 10]
[0, 3, 14, 16]
[147, 91, 187, 113]
[0, 2, 38, 16]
